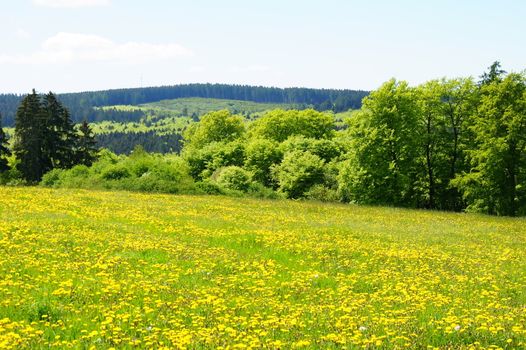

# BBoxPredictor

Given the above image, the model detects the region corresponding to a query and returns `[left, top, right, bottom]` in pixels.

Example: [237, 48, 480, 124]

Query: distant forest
[0, 84, 368, 126]
[96, 132, 183, 154]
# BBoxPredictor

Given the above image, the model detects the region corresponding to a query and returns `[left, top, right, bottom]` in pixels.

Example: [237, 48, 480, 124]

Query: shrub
[272, 150, 326, 199]
[100, 165, 131, 180]
[41, 169, 64, 187]
[194, 181, 224, 195]
[305, 184, 339, 202]
[213, 166, 252, 192]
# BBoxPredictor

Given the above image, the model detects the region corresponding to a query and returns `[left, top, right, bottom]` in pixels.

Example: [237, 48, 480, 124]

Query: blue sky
[1, 0, 525, 93]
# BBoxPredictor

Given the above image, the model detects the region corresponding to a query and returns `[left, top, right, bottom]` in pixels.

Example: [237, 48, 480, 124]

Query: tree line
[2, 63, 525, 216]
[95, 131, 183, 154]
[0, 90, 98, 182]
[0, 84, 369, 126]
[339, 62, 526, 216]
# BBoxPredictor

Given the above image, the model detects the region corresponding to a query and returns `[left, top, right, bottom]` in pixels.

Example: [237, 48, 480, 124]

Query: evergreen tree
[480, 61, 506, 85]
[13, 90, 47, 182]
[42, 92, 77, 168]
[76, 120, 98, 166]
[0, 113, 10, 173]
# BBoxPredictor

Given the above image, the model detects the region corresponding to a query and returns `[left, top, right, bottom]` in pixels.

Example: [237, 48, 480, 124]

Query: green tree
[338, 80, 421, 206]
[272, 150, 326, 198]
[76, 120, 98, 167]
[185, 141, 245, 180]
[280, 136, 342, 163]
[480, 61, 506, 85]
[244, 139, 282, 187]
[41, 92, 78, 169]
[13, 90, 47, 182]
[415, 78, 477, 210]
[249, 109, 334, 142]
[213, 166, 252, 192]
[183, 110, 245, 149]
[0, 113, 10, 173]
[453, 73, 526, 216]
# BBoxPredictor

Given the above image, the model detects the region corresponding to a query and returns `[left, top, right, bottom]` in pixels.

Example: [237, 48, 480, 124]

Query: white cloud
[0, 32, 192, 65]
[33, 0, 110, 8]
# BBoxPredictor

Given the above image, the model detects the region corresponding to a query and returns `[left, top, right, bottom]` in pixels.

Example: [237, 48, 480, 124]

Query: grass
[0, 187, 524, 349]
[139, 97, 305, 116]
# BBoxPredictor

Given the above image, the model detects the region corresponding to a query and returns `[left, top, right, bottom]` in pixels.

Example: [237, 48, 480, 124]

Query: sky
[0, 0, 525, 93]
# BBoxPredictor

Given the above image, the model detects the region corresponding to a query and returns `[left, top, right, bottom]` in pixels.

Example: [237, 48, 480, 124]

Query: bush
[41, 169, 64, 187]
[184, 141, 245, 180]
[305, 184, 339, 202]
[194, 181, 224, 195]
[41, 151, 195, 195]
[100, 165, 131, 180]
[213, 166, 252, 192]
[272, 150, 326, 199]
[244, 139, 282, 187]
[246, 182, 282, 199]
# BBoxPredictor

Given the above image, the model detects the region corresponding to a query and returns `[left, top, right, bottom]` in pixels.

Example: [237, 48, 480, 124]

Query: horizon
[1, 1, 525, 94]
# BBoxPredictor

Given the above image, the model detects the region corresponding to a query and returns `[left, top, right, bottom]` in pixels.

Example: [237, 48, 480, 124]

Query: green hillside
[140, 97, 305, 117]
[0, 187, 525, 348]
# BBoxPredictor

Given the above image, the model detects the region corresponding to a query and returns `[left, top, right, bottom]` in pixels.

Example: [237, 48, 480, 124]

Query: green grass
[140, 97, 306, 117]
[1, 187, 524, 349]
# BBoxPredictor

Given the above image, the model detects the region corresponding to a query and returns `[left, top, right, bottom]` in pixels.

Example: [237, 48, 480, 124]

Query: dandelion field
[0, 188, 525, 349]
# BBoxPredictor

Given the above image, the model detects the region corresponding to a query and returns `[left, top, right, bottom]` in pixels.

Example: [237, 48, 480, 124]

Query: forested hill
[0, 83, 368, 126]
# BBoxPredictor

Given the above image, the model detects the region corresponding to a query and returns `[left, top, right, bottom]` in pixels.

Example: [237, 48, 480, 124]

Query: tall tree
[41, 92, 77, 168]
[338, 80, 421, 206]
[76, 120, 98, 166]
[453, 73, 526, 216]
[13, 90, 47, 182]
[415, 78, 477, 210]
[0, 113, 10, 173]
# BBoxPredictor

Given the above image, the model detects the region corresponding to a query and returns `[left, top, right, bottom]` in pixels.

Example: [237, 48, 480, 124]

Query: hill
[0, 84, 369, 126]
[89, 97, 306, 154]
[1, 187, 524, 348]
[140, 97, 305, 117]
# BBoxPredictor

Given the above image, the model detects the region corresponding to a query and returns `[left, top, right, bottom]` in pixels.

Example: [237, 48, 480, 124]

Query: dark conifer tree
[76, 120, 98, 166]
[42, 92, 77, 168]
[0, 113, 10, 173]
[480, 61, 506, 85]
[13, 90, 47, 182]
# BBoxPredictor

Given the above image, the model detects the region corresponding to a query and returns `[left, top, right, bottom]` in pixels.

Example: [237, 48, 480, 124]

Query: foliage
[0, 113, 10, 173]
[42, 149, 194, 194]
[338, 80, 421, 206]
[279, 135, 342, 163]
[13, 91, 97, 182]
[212, 166, 253, 192]
[6, 63, 526, 216]
[249, 109, 335, 142]
[184, 110, 245, 149]
[453, 73, 526, 216]
[184, 141, 245, 180]
[76, 121, 99, 166]
[243, 138, 282, 187]
[0, 84, 368, 126]
[272, 150, 326, 198]
[414, 78, 477, 210]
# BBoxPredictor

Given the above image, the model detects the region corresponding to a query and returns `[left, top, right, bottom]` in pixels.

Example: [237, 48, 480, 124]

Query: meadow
[0, 187, 525, 349]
